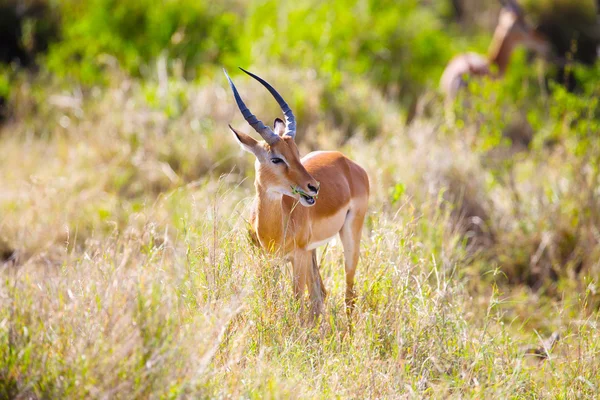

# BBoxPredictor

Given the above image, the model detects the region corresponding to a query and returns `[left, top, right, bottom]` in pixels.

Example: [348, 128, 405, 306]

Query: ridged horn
[223, 68, 279, 145]
[239, 67, 297, 139]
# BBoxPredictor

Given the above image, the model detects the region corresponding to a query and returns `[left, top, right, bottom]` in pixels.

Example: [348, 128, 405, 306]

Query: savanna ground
[1, 0, 600, 398]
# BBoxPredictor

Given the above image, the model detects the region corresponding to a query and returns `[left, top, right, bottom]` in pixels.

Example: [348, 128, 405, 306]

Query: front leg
[291, 249, 325, 318]
[291, 253, 307, 301]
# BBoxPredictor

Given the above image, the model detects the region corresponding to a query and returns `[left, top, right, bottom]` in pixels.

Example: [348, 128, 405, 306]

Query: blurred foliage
[450, 44, 600, 287]
[0, 0, 60, 66]
[1, 0, 479, 100]
[522, 0, 597, 23]
[0, 68, 9, 99]
[242, 0, 470, 100]
[45, 0, 241, 83]
[0, 0, 597, 96]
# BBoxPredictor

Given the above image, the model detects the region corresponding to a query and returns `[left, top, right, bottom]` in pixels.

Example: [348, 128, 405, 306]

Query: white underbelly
[304, 204, 349, 250]
[306, 235, 337, 250]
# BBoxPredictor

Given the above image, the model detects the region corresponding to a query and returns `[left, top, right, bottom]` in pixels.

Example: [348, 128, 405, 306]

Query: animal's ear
[273, 118, 285, 136]
[229, 125, 264, 157]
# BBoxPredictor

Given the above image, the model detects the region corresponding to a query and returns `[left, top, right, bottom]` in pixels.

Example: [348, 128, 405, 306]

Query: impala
[441, 0, 551, 99]
[224, 68, 370, 316]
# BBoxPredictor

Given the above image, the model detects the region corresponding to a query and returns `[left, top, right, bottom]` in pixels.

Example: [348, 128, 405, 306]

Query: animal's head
[495, 0, 551, 58]
[224, 68, 320, 207]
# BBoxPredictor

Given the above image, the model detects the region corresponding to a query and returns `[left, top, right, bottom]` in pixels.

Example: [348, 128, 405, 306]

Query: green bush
[448, 47, 600, 288]
[39, 0, 475, 99]
[243, 0, 467, 102]
[0, 0, 60, 66]
[46, 0, 241, 83]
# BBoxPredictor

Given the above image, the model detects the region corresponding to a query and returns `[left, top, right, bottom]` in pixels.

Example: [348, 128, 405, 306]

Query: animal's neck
[488, 27, 517, 75]
[254, 181, 285, 252]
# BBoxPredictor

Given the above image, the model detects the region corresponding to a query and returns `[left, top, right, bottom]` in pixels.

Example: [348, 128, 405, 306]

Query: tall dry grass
[0, 69, 599, 398]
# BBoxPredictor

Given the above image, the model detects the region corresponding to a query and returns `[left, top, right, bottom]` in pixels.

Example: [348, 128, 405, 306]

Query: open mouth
[292, 186, 317, 206]
[300, 193, 316, 206]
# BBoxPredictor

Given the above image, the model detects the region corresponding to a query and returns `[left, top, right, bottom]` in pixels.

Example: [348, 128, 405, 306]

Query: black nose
[307, 183, 319, 194]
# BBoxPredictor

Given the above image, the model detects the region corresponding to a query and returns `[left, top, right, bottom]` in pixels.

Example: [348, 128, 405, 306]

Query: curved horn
[223, 69, 279, 145]
[239, 67, 297, 139]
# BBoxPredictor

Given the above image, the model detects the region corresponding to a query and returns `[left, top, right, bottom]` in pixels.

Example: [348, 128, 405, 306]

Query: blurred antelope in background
[441, 0, 551, 99]
[224, 68, 370, 317]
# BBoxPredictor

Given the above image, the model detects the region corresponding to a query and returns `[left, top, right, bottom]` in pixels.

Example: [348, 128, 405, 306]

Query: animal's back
[440, 53, 490, 98]
[302, 151, 369, 213]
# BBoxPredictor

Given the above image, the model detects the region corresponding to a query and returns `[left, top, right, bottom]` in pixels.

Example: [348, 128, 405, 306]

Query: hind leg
[339, 205, 367, 312]
[311, 249, 327, 301]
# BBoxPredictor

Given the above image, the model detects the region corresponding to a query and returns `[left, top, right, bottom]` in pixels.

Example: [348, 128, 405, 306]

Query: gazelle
[440, 0, 551, 99]
[224, 68, 369, 316]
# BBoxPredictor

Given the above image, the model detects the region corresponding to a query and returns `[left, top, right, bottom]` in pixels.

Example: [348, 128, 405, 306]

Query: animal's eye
[271, 157, 284, 164]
